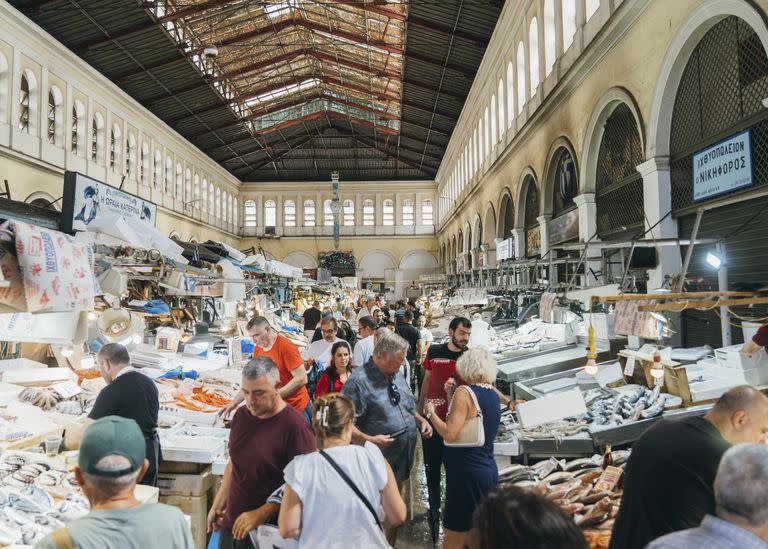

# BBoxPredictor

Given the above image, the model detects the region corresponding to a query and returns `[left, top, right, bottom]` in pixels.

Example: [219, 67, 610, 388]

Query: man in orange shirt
[219, 316, 310, 423]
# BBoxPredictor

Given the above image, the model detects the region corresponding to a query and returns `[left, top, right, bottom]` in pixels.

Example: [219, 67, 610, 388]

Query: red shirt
[424, 343, 465, 420]
[224, 404, 315, 531]
[314, 369, 348, 398]
[254, 334, 309, 413]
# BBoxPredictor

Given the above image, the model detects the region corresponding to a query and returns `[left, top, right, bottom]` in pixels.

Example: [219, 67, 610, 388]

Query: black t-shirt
[396, 323, 421, 361]
[302, 307, 321, 331]
[609, 416, 731, 549]
[89, 370, 159, 439]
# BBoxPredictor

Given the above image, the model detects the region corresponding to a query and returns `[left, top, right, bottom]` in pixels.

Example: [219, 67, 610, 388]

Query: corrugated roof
[10, 0, 503, 181]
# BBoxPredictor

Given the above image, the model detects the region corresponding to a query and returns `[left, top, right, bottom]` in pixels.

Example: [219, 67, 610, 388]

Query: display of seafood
[0, 452, 89, 546]
[17, 387, 96, 416]
[500, 451, 631, 537]
[583, 385, 668, 429]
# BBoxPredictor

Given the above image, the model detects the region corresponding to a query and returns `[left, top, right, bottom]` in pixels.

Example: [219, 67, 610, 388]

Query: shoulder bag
[443, 385, 485, 448]
[319, 450, 383, 531]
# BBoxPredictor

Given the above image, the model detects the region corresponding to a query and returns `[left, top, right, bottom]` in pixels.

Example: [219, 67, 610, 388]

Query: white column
[637, 156, 681, 289]
[512, 228, 525, 259]
[276, 195, 283, 229]
[574, 193, 602, 285]
[537, 215, 551, 257]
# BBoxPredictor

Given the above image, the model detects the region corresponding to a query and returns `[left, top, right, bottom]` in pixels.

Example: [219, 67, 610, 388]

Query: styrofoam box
[2, 367, 76, 386]
[0, 358, 47, 373]
[515, 388, 587, 429]
[158, 404, 219, 426]
[714, 344, 768, 371]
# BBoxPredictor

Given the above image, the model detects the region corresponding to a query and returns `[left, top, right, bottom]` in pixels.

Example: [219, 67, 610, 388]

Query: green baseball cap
[78, 416, 145, 477]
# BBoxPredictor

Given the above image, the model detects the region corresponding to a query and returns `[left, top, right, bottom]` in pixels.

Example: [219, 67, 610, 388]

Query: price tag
[654, 375, 665, 387]
[623, 356, 636, 377]
[51, 380, 82, 399]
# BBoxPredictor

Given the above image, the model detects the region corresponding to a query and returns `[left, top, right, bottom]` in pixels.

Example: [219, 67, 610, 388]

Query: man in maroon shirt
[207, 356, 315, 548]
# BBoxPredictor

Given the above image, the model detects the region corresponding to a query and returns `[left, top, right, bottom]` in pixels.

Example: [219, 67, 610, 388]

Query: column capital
[573, 193, 596, 206]
[636, 156, 670, 177]
[536, 214, 552, 225]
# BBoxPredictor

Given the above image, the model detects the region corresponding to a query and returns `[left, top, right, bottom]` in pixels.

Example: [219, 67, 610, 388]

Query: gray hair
[83, 455, 141, 495]
[715, 444, 768, 526]
[456, 347, 498, 384]
[243, 356, 280, 386]
[97, 343, 130, 366]
[373, 330, 408, 358]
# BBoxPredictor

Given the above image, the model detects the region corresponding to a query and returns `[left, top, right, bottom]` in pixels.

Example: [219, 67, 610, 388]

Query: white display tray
[160, 423, 228, 463]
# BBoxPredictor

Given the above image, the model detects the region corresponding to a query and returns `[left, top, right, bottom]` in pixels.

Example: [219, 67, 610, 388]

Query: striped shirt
[646, 515, 768, 549]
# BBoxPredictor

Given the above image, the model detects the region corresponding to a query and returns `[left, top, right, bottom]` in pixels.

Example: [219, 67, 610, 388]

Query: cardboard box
[157, 466, 216, 497]
[160, 487, 216, 549]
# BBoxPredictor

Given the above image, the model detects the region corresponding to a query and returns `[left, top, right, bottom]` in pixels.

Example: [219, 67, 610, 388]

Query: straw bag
[444, 385, 485, 447]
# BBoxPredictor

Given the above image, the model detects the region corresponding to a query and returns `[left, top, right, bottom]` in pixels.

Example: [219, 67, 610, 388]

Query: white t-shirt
[305, 337, 345, 370]
[353, 335, 374, 367]
[283, 443, 390, 549]
[419, 328, 434, 345]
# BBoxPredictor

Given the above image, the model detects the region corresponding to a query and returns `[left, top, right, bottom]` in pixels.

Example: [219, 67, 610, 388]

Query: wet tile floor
[397, 440, 444, 549]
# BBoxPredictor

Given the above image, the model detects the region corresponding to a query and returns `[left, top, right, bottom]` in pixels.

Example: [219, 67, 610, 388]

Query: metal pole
[676, 207, 704, 292]
[717, 241, 731, 347]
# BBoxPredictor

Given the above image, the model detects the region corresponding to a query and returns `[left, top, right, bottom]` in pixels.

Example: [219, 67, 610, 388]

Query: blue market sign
[692, 129, 753, 202]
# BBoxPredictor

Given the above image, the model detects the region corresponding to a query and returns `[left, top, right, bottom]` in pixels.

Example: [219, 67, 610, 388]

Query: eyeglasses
[321, 328, 336, 334]
[387, 380, 401, 406]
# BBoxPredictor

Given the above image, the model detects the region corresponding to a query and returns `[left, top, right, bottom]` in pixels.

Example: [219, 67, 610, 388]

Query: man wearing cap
[35, 416, 193, 549]
[64, 343, 161, 486]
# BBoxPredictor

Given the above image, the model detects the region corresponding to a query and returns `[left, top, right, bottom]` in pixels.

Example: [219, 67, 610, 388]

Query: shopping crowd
[36, 296, 768, 549]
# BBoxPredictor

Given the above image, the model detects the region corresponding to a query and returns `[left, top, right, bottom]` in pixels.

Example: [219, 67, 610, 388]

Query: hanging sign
[548, 209, 579, 245]
[496, 238, 512, 261]
[692, 129, 753, 202]
[61, 172, 157, 233]
[527, 228, 541, 257]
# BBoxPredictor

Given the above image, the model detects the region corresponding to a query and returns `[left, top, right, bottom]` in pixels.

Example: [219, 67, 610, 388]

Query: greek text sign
[61, 172, 157, 233]
[692, 130, 753, 202]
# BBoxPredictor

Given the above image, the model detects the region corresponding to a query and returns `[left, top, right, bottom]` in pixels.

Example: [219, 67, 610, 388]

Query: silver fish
[542, 471, 575, 485]
[562, 458, 599, 472]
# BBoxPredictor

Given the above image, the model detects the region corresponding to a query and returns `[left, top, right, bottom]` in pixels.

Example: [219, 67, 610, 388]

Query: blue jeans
[302, 401, 313, 425]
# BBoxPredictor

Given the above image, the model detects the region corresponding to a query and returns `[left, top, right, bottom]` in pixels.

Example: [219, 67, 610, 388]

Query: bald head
[707, 385, 768, 445]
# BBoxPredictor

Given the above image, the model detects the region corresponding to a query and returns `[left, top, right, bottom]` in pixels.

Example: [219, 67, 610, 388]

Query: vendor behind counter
[64, 343, 160, 487]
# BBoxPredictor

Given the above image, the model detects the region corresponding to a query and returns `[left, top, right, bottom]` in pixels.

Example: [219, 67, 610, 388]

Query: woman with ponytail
[278, 393, 406, 548]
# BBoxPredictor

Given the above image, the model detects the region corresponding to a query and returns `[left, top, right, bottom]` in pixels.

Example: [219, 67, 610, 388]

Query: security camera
[203, 47, 219, 59]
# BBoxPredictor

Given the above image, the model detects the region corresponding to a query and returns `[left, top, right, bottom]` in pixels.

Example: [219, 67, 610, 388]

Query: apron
[140, 431, 162, 487]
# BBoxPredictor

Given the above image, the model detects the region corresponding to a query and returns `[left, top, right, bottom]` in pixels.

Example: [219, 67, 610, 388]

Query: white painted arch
[24, 191, 58, 211]
[580, 87, 645, 194]
[646, 0, 768, 159]
[541, 136, 579, 216]
[282, 250, 318, 269]
[399, 250, 438, 270]
[358, 249, 397, 279]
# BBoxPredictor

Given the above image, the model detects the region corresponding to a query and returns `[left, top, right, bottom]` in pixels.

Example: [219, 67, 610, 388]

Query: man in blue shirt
[647, 443, 768, 549]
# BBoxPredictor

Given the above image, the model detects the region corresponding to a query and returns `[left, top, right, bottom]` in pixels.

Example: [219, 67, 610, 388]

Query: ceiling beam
[152, 0, 237, 23]
[400, 99, 458, 122]
[250, 135, 315, 171]
[401, 77, 466, 102]
[404, 50, 475, 79]
[408, 16, 489, 47]
[347, 134, 436, 175]
[209, 49, 305, 82]
[400, 118, 450, 137]
[331, 1, 407, 21]
[330, 128, 443, 162]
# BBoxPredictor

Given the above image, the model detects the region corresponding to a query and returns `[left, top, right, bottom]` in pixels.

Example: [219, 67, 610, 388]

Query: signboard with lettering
[61, 172, 157, 233]
[692, 129, 753, 202]
[496, 238, 512, 261]
[548, 209, 579, 245]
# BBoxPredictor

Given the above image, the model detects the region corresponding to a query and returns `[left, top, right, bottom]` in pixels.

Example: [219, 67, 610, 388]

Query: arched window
[208, 182, 214, 213]
[0, 54, 8, 124]
[154, 150, 162, 189]
[497, 79, 505, 141]
[185, 169, 192, 202]
[323, 200, 334, 226]
[47, 87, 63, 146]
[422, 199, 434, 225]
[264, 200, 276, 226]
[140, 141, 149, 184]
[402, 199, 414, 225]
[125, 133, 136, 176]
[363, 199, 375, 225]
[19, 72, 32, 133]
[523, 178, 540, 257]
[544, 0, 556, 75]
[92, 113, 104, 164]
[563, 0, 577, 51]
[303, 199, 315, 226]
[490, 95, 497, 148]
[175, 163, 183, 199]
[215, 187, 221, 218]
[343, 199, 354, 226]
[233, 198, 238, 226]
[516, 42, 526, 114]
[484, 106, 491, 157]
[478, 119, 484, 165]
[551, 148, 578, 217]
[201, 179, 208, 211]
[193, 174, 200, 205]
[244, 200, 257, 227]
[284, 200, 296, 226]
[109, 124, 121, 170]
[506, 61, 515, 129]
[226, 194, 232, 222]
[586, 0, 600, 20]
[529, 17, 540, 98]
[165, 157, 173, 194]
[382, 199, 394, 226]
[71, 101, 85, 156]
